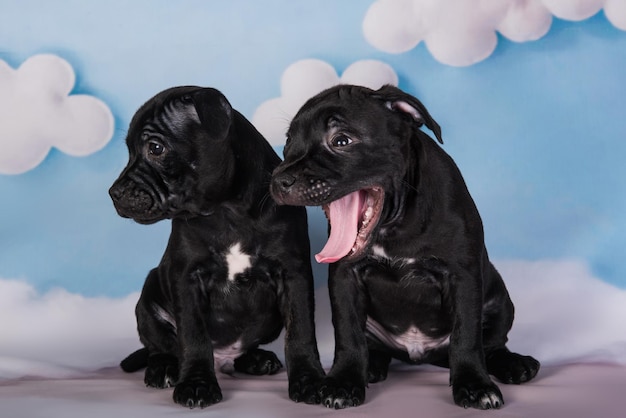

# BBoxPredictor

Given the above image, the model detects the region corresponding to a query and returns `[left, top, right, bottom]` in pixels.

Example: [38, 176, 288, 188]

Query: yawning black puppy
[270, 84, 540, 409]
[109, 86, 324, 408]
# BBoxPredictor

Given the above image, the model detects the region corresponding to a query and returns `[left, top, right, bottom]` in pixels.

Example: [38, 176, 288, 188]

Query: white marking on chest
[366, 316, 449, 361]
[371, 245, 416, 265]
[225, 243, 251, 281]
[213, 340, 243, 374]
[372, 245, 387, 258]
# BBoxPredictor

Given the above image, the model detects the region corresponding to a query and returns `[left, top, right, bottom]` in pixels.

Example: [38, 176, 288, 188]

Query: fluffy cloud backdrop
[252, 59, 398, 145]
[0, 54, 114, 174]
[1, 258, 625, 379]
[0, 278, 138, 378]
[363, 0, 626, 66]
[0, 3, 625, 412]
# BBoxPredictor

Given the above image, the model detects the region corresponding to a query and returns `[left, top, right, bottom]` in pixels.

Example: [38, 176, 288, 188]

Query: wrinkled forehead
[129, 92, 200, 140]
[288, 94, 381, 140]
[289, 103, 341, 135]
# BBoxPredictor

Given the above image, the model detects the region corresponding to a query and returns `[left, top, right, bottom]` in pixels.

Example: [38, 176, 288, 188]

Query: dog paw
[144, 354, 179, 388]
[233, 348, 283, 375]
[318, 377, 366, 409]
[368, 350, 391, 383]
[288, 370, 324, 404]
[453, 380, 504, 410]
[487, 349, 541, 384]
[173, 378, 222, 409]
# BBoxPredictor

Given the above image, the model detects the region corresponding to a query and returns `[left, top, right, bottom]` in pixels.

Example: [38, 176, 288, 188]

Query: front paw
[453, 378, 503, 410]
[173, 377, 223, 409]
[289, 370, 324, 404]
[318, 376, 366, 409]
[144, 354, 179, 388]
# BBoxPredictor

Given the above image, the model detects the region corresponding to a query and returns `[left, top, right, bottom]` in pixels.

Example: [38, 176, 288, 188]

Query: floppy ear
[187, 88, 233, 140]
[374, 85, 443, 144]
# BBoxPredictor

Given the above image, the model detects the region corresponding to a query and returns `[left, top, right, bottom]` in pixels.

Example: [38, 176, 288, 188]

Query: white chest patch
[366, 316, 449, 361]
[371, 245, 416, 266]
[213, 339, 243, 374]
[372, 245, 387, 258]
[225, 243, 251, 282]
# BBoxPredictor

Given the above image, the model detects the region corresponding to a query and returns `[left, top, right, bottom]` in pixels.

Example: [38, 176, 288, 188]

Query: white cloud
[0, 54, 114, 175]
[252, 59, 398, 146]
[363, 0, 626, 67]
[1, 258, 624, 379]
[0, 278, 139, 379]
[497, 259, 626, 365]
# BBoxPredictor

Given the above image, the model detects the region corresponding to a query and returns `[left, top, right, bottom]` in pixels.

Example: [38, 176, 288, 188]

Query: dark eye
[148, 141, 165, 156]
[330, 134, 352, 148]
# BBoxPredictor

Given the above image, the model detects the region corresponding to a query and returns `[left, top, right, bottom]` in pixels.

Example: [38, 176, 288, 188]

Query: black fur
[110, 86, 324, 408]
[270, 84, 539, 409]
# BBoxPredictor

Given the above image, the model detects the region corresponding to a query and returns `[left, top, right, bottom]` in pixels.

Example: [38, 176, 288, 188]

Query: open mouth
[316, 187, 384, 263]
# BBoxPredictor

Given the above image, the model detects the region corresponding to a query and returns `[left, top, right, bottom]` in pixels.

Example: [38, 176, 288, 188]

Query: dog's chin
[115, 210, 165, 225]
[111, 203, 167, 225]
[131, 216, 165, 225]
[319, 186, 385, 263]
[126, 208, 214, 225]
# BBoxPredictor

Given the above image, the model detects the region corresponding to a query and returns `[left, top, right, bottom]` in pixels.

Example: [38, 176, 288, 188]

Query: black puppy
[109, 86, 324, 408]
[271, 84, 540, 409]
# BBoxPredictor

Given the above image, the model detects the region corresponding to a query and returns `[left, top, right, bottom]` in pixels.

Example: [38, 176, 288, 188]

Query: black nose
[270, 173, 296, 202]
[109, 184, 123, 201]
[273, 173, 296, 192]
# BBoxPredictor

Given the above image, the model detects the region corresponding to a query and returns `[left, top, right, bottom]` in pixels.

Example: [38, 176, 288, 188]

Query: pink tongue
[315, 191, 365, 263]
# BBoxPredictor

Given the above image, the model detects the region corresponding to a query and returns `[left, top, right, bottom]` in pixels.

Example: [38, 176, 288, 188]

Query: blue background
[1, 0, 625, 297]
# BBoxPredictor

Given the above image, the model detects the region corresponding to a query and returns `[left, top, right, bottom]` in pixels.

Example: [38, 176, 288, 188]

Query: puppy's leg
[135, 270, 180, 388]
[448, 266, 504, 410]
[170, 268, 223, 409]
[368, 349, 392, 383]
[136, 311, 179, 388]
[482, 264, 540, 384]
[234, 348, 283, 375]
[319, 263, 368, 409]
[280, 258, 325, 405]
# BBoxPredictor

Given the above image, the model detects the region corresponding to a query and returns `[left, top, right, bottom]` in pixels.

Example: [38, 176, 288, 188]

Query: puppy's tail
[120, 347, 149, 373]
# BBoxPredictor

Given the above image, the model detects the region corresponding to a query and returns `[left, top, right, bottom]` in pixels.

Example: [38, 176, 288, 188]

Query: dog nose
[271, 173, 297, 203]
[273, 173, 296, 192]
[109, 184, 123, 201]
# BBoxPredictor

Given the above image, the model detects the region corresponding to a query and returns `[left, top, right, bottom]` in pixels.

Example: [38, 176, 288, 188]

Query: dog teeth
[359, 205, 374, 230]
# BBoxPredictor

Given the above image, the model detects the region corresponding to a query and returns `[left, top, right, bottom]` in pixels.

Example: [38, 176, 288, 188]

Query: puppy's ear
[187, 88, 233, 140]
[374, 85, 443, 144]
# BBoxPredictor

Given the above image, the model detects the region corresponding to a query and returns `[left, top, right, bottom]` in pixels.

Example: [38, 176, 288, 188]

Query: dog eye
[330, 134, 352, 148]
[148, 141, 165, 156]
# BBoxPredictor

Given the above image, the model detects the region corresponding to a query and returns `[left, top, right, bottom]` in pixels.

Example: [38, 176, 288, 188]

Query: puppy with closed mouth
[271, 84, 540, 409]
[109, 86, 324, 408]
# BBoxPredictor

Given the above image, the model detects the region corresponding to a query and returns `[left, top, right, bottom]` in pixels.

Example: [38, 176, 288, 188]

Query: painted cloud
[0, 278, 139, 378]
[252, 59, 398, 146]
[1, 258, 625, 378]
[363, 0, 626, 67]
[0, 54, 114, 175]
